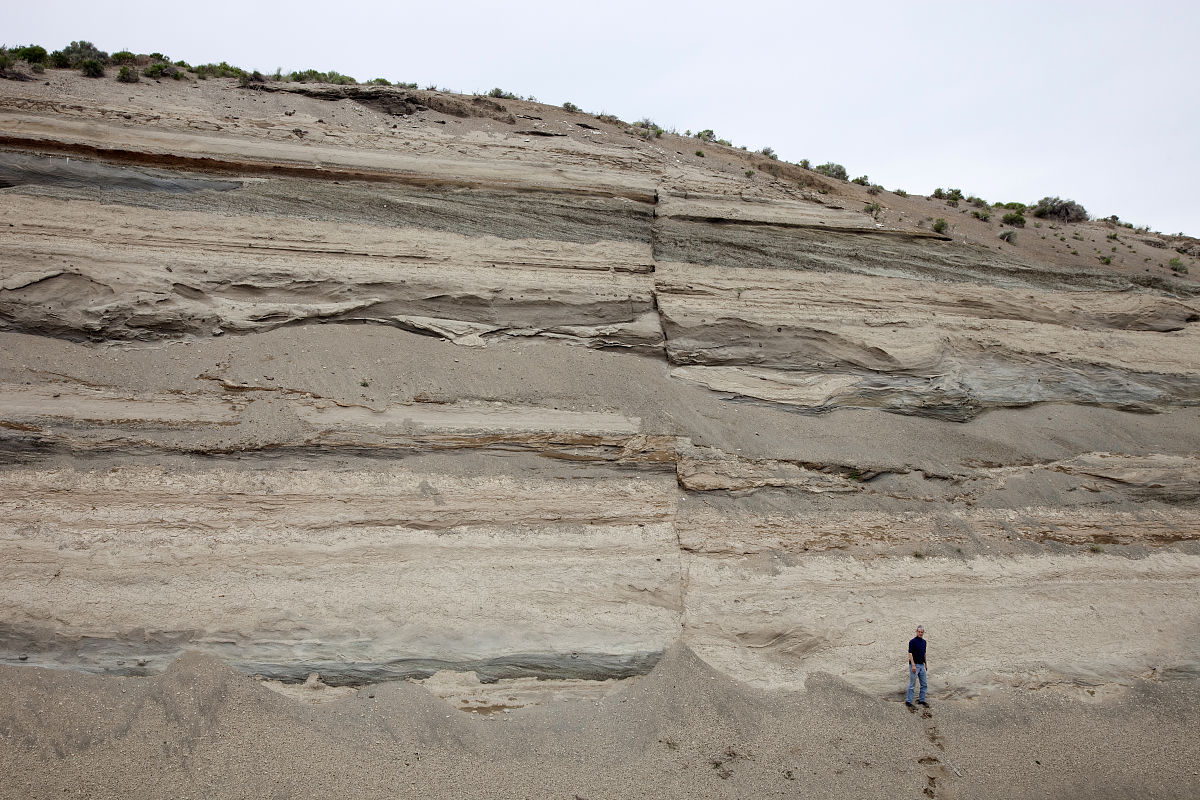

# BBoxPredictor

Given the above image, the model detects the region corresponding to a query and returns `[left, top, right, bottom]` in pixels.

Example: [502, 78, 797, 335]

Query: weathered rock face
[1, 74, 1199, 697]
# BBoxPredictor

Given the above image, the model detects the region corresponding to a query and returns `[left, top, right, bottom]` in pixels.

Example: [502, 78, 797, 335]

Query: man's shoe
[905, 701, 915, 709]
[917, 700, 931, 708]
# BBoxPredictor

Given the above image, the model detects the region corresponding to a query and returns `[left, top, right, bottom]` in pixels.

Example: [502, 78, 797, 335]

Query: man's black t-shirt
[908, 636, 927, 665]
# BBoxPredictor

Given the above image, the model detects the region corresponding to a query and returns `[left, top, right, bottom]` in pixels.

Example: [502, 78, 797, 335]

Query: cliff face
[1, 73, 1199, 698]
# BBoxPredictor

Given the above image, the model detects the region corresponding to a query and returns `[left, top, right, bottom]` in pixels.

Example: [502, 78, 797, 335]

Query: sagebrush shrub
[289, 68, 354, 84]
[13, 45, 48, 64]
[851, 175, 870, 186]
[142, 62, 181, 79]
[80, 59, 105, 78]
[60, 40, 108, 68]
[196, 62, 253, 81]
[1002, 212, 1026, 227]
[633, 118, 664, 138]
[110, 50, 136, 65]
[562, 101, 579, 112]
[1032, 196, 1088, 223]
[116, 65, 139, 83]
[814, 162, 848, 180]
[932, 218, 948, 234]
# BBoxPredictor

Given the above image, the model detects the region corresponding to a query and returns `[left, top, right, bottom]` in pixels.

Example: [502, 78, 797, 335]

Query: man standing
[905, 625, 929, 709]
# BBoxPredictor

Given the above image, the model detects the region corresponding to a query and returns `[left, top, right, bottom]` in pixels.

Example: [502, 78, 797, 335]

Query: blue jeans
[906, 664, 927, 703]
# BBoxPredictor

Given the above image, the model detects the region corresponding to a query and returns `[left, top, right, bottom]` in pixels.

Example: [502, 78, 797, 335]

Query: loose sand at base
[2, 647, 1198, 800]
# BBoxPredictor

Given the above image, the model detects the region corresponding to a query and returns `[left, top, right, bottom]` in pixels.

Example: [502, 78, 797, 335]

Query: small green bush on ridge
[814, 162, 848, 180]
[54, 40, 107, 68]
[12, 45, 48, 64]
[1032, 196, 1089, 223]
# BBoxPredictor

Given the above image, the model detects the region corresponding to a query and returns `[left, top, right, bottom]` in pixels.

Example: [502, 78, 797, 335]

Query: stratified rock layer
[1, 74, 1198, 698]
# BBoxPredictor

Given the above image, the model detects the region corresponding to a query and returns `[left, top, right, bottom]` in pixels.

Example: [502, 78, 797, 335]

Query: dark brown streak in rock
[0, 138, 657, 203]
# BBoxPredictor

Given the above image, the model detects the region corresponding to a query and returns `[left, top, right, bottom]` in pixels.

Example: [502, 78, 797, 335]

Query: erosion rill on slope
[1, 73, 1199, 796]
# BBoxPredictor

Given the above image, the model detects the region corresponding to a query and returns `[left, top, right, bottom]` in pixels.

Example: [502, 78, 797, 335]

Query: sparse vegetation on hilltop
[8, 39, 1190, 247]
[289, 68, 355, 84]
[633, 118, 664, 139]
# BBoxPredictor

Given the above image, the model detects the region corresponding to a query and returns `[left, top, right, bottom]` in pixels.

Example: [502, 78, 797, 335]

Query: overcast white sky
[9, 1, 1200, 235]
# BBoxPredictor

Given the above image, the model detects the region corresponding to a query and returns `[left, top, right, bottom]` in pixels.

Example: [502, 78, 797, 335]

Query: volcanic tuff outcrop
[1, 72, 1199, 702]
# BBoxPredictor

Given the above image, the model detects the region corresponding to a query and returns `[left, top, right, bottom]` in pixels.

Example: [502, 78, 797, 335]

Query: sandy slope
[2, 647, 1199, 800]
[1, 70, 1199, 798]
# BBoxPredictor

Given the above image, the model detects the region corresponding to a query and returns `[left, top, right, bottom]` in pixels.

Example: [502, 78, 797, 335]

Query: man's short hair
[916, 625, 925, 631]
